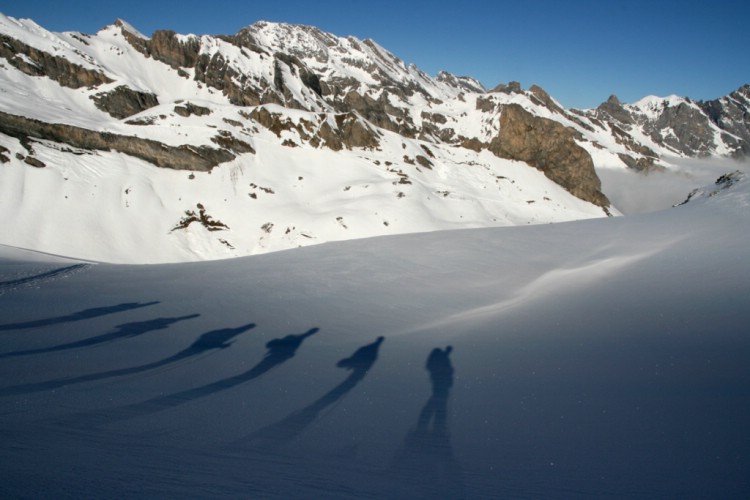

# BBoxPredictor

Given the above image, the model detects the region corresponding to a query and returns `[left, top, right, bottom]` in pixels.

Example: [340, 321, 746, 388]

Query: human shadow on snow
[0, 301, 160, 332]
[0, 323, 256, 397]
[70, 327, 320, 428]
[387, 346, 466, 498]
[242, 336, 385, 450]
[0, 314, 200, 358]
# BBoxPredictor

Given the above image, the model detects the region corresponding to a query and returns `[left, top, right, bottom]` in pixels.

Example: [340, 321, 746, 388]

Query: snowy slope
[1, 13, 748, 265]
[0, 126, 604, 263]
[0, 13, 614, 263]
[1, 174, 749, 498]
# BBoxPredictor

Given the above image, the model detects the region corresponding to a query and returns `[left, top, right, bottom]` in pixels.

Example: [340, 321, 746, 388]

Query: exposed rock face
[0, 34, 112, 88]
[698, 84, 750, 157]
[596, 95, 636, 125]
[528, 85, 565, 115]
[491, 81, 523, 95]
[326, 113, 381, 150]
[174, 102, 212, 117]
[23, 156, 46, 168]
[248, 107, 380, 151]
[645, 101, 716, 157]
[91, 85, 159, 119]
[171, 203, 229, 232]
[489, 104, 609, 208]
[210, 130, 255, 154]
[589, 85, 750, 159]
[435, 71, 486, 94]
[132, 29, 201, 70]
[0, 111, 238, 171]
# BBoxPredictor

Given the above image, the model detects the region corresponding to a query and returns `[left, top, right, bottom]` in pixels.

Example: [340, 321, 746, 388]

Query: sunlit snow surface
[1, 175, 749, 498]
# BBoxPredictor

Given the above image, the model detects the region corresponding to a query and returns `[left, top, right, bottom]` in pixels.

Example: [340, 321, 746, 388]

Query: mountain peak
[113, 18, 147, 39]
[606, 94, 621, 106]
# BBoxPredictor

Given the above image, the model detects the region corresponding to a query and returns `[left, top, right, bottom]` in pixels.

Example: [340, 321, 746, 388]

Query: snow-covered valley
[1, 173, 749, 498]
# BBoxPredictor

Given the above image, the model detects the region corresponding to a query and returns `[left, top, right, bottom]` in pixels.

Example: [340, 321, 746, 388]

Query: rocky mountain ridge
[0, 13, 747, 262]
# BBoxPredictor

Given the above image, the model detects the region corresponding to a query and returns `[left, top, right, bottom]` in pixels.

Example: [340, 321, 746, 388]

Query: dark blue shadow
[244, 336, 384, 450]
[68, 327, 320, 428]
[0, 314, 199, 358]
[0, 301, 160, 332]
[388, 346, 466, 497]
[0, 264, 89, 291]
[0, 323, 255, 397]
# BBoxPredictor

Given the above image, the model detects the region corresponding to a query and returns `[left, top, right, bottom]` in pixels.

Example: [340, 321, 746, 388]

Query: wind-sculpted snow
[0, 175, 748, 498]
[0, 262, 90, 294]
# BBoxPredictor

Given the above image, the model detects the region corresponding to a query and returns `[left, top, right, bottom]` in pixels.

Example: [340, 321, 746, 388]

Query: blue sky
[1, 0, 748, 108]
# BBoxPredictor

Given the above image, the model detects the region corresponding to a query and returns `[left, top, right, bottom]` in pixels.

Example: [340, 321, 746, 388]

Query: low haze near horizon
[1, 0, 747, 109]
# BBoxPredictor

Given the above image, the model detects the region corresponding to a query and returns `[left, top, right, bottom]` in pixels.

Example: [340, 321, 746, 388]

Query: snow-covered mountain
[0, 13, 748, 262]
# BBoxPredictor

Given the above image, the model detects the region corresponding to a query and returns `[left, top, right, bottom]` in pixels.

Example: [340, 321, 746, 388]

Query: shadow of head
[264, 327, 320, 359]
[336, 336, 385, 373]
[188, 322, 256, 351]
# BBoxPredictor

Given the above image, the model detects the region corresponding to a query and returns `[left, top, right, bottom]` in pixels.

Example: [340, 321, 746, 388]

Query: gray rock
[91, 85, 159, 119]
[488, 104, 609, 208]
[174, 102, 212, 117]
[0, 34, 112, 89]
[0, 110, 239, 171]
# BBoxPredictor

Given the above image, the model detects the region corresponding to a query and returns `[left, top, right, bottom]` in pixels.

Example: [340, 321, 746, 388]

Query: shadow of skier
[0, 314, 200, 358]
[0, 323, 256, 397]
[418, 346, 454, 434]
[388, 346, 466, 497]
[67, 328, 320, 428]
[243, 336, 385, 450]
[0, 301, 160, 332]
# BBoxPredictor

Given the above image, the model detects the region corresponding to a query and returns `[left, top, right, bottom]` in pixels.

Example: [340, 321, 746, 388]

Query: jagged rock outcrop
[210, 130, 255, 154]
[645, 101, 716, 157]
[123, 27, 201, 70]
[589, 85, 750, 159]
[91, 85, 159, 119]
[698, 84, 750, 157]
[248, 107, 380, 150]
[317, 113, 381, 150]
[171, 203, 229, 232]
[527, 85, 565, 115]
[0, 110, 238, 171]
[174, 102, 212, 117]
[0, 34, 112, 88]
[435, 71, 486, 94]
[595, 95, 635, 125]
[489, 104, 609, 208]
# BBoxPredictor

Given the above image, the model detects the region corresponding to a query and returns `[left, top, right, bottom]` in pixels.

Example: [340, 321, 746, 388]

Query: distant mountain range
[1, 14, 748, 262]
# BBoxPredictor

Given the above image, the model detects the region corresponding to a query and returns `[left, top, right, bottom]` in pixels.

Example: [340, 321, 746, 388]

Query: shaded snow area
[1, 177, 750, 499]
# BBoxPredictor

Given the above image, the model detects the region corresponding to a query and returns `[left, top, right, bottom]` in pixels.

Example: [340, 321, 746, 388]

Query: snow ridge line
[0, 263, 91, 293]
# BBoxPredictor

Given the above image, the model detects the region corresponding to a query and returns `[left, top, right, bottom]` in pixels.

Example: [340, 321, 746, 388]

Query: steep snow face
[0, 174, 748, 498]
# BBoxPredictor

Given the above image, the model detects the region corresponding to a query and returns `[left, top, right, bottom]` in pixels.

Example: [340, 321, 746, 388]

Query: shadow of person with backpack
[388, 345, 466, 498]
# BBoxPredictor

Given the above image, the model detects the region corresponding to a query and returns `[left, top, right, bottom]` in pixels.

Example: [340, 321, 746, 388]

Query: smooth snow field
[1, 177, 749, 498]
